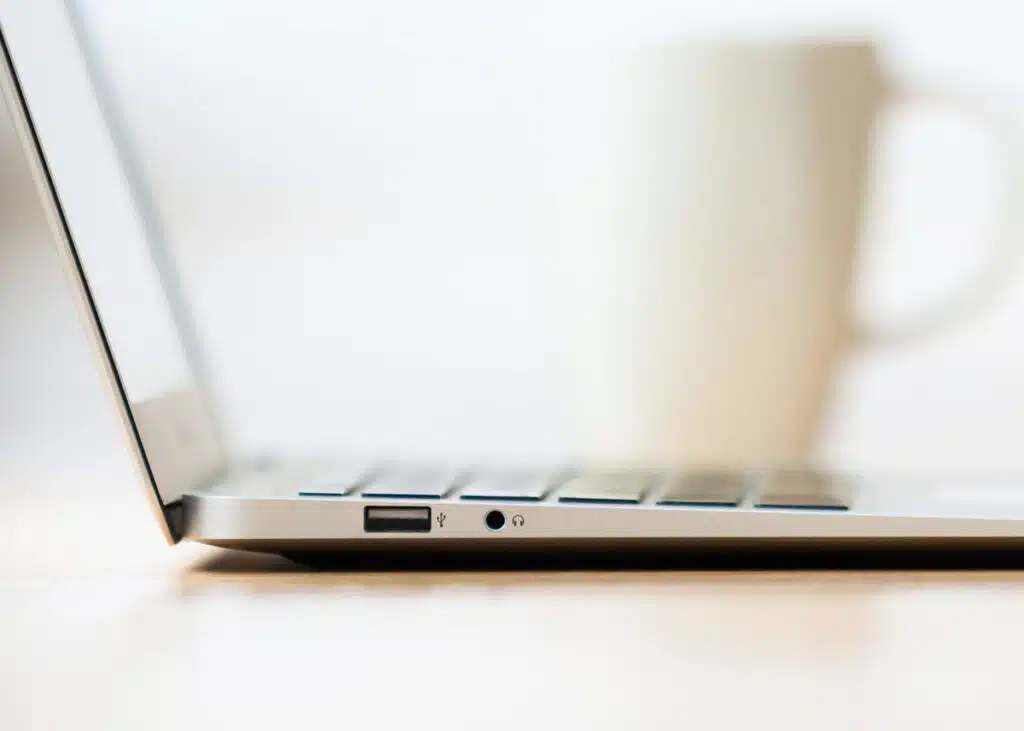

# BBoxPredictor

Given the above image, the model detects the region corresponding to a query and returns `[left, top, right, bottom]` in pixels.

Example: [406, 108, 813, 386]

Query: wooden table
[3, 487, 1024, 731]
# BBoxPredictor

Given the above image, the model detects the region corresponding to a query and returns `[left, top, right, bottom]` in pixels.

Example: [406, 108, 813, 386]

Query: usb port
[364, 506, 432, 533]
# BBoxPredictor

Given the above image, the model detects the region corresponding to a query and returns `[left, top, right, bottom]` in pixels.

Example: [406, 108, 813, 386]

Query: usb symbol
[436, 512, 446, 528]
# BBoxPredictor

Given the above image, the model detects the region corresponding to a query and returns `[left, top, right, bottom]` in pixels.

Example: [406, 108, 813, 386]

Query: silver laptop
[4, 2, 1024, 561]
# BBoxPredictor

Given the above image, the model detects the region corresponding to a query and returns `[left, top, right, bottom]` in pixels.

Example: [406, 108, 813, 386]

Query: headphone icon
[511, 514, 525, 528]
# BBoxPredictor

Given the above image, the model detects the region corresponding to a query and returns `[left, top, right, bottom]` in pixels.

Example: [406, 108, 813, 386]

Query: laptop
[3, 2, 1024, 562]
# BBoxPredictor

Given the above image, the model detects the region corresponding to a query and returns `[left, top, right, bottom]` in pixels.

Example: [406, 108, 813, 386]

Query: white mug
[541, 37, 1022, 466]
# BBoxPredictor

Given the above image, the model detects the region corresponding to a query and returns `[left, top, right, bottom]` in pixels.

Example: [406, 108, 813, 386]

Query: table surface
[4, 482, 1024, 731]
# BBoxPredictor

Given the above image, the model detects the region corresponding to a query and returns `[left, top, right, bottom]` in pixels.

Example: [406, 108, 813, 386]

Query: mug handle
[852, 82, 1024, 346]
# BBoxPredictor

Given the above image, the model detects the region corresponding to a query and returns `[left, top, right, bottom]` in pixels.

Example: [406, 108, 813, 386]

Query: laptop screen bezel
[0, 1, 229, 543]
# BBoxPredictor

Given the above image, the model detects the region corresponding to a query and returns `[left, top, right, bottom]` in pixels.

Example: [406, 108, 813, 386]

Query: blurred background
[4, 0, 1024, 521]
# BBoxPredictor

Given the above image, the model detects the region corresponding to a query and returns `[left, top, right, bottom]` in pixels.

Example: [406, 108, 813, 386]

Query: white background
[3, 0, 1024, 508]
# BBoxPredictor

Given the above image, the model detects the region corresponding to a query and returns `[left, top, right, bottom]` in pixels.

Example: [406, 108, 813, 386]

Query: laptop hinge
[164, 501, 185, 542]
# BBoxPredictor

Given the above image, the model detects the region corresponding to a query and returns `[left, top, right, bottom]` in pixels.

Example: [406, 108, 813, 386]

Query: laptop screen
[0, 1, 227, 528]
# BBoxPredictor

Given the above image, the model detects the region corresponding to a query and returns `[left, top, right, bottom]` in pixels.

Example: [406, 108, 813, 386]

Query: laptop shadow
[188, 545, 1024, 575]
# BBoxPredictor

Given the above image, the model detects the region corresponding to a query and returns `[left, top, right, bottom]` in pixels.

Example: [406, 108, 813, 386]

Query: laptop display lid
[0, 0, 228, 543]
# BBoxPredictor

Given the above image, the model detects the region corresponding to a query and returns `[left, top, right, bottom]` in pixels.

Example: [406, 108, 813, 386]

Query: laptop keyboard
[359, 468, 461, 500]
[459, 470, 556, 502]
[302, 466, 853, 511]
[297, 463, 373, 497]
[753, 470, 853, 511]
[556, 473, 653, 505]
[657, 472, 750, 507]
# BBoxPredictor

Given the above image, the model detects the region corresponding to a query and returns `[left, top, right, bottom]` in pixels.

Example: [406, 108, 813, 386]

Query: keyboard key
[460, 471, 559, 502]
[360, 468, 459, 499]
[557, 473, 652, 505]
[298, 463, 373, 497]
[657, 472, 748, 507]
[754, 470, 852, 510]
